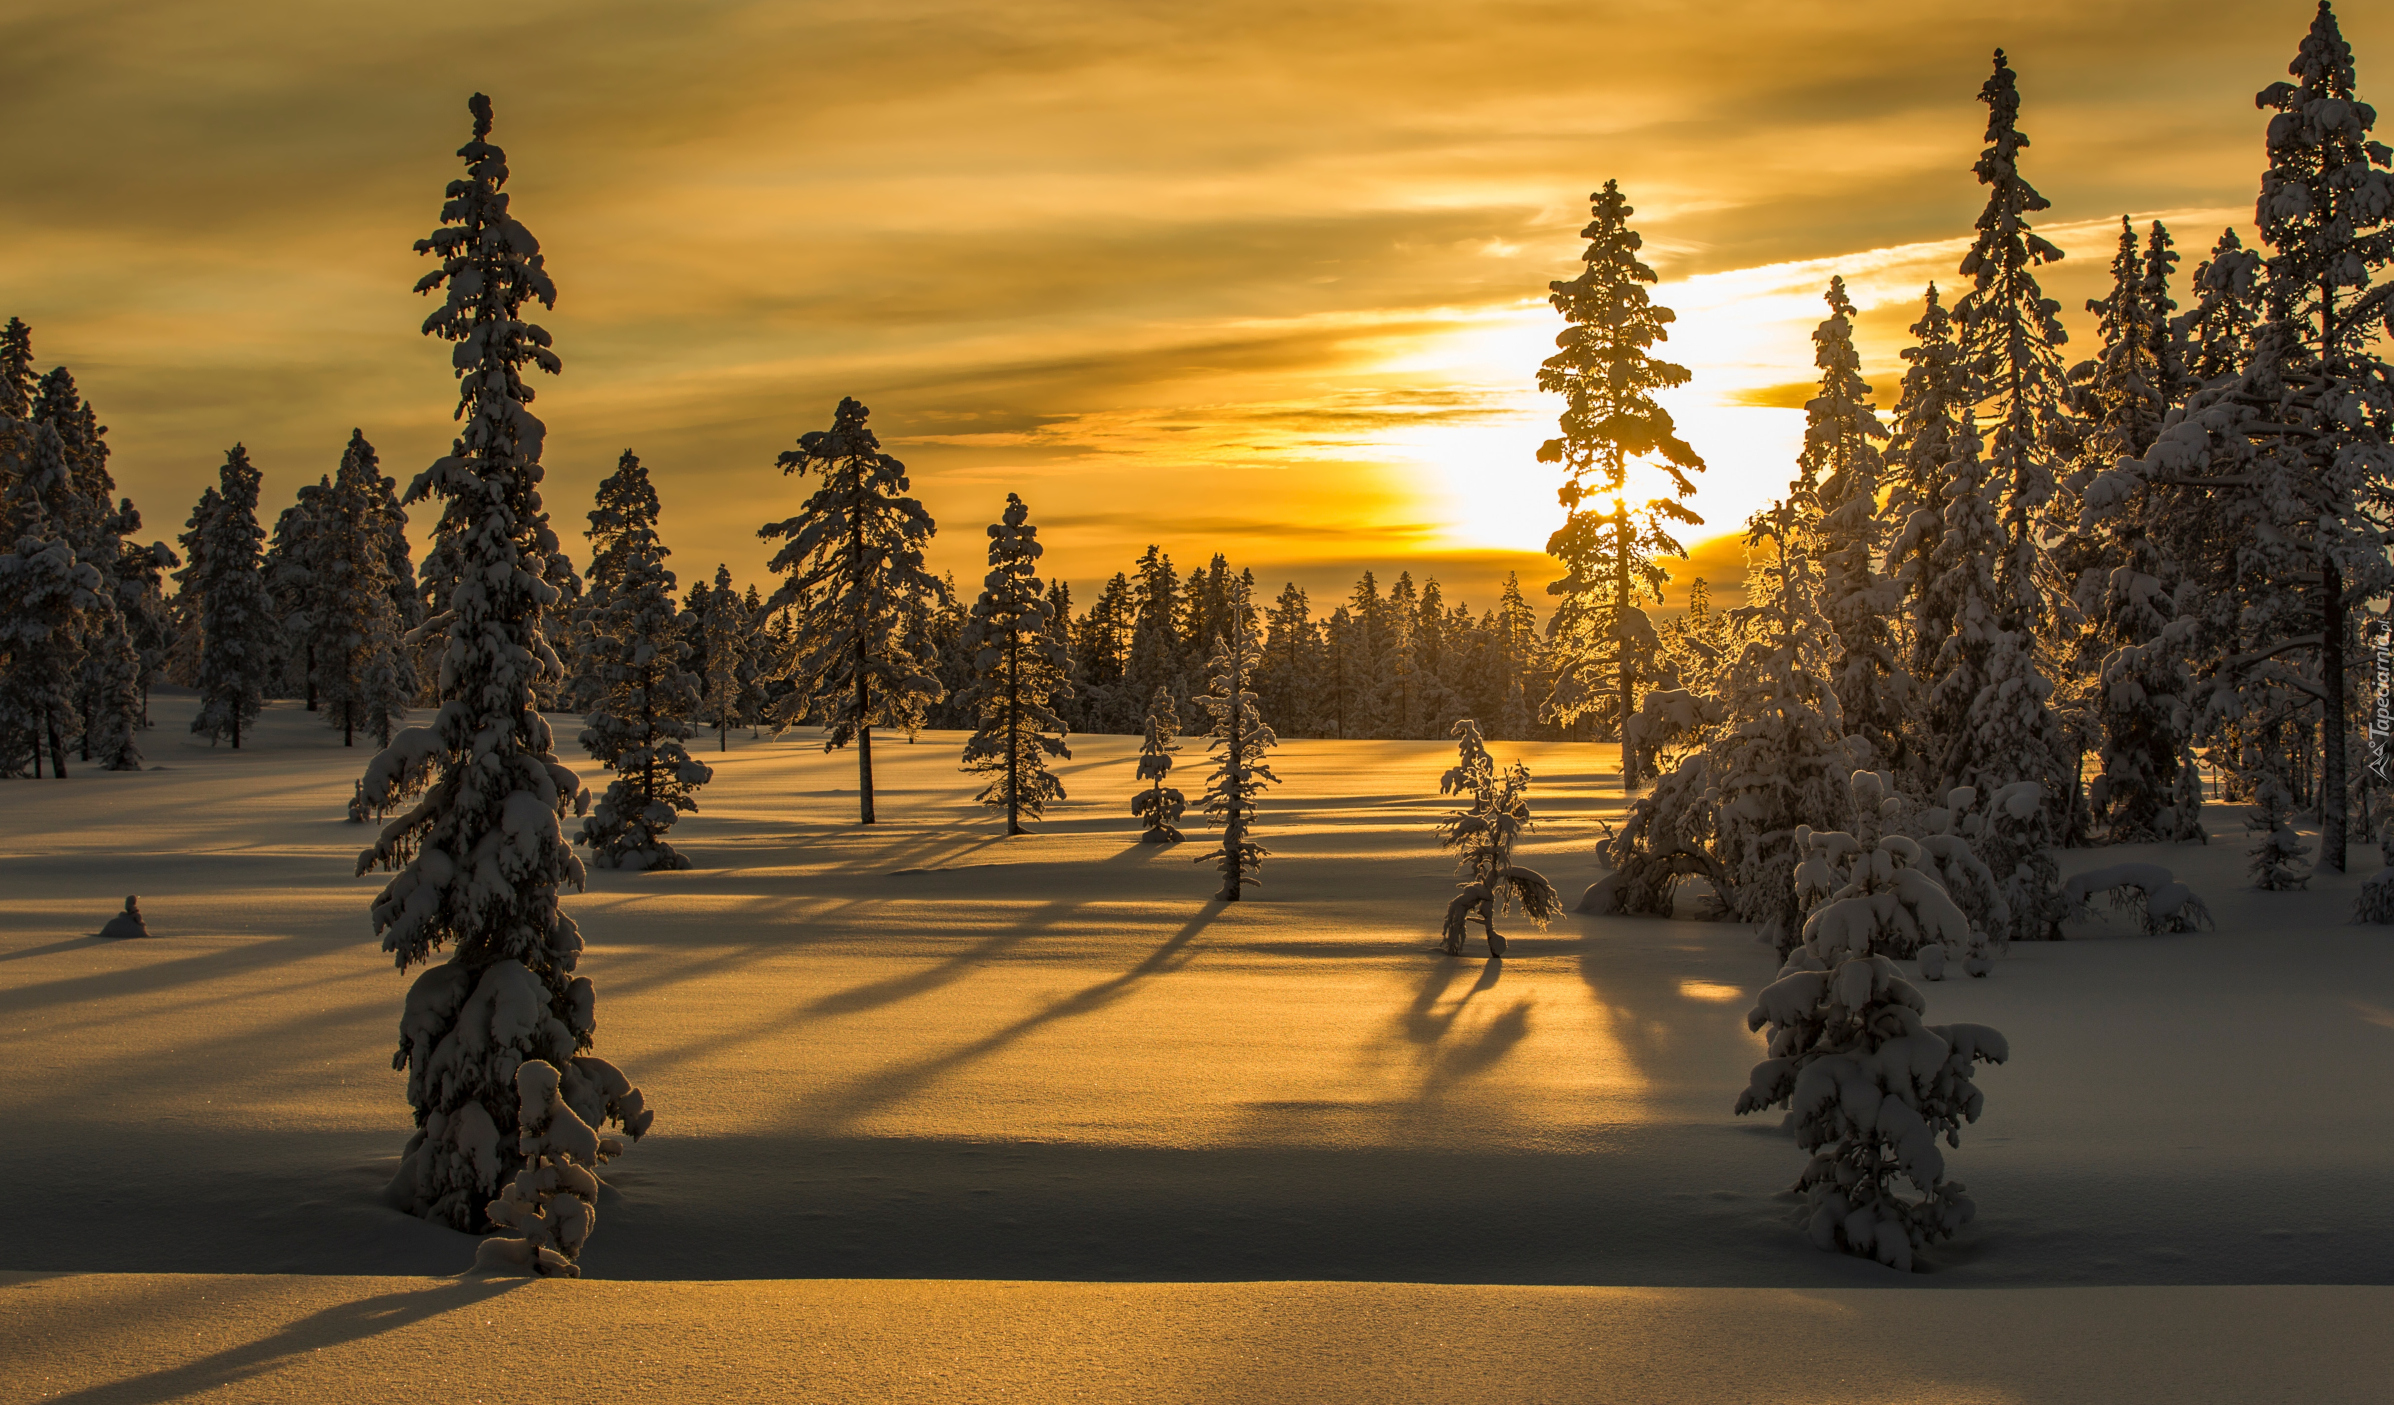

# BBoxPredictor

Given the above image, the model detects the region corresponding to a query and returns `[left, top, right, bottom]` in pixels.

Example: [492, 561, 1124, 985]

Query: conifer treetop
[1537, 180, 1705, 511]
[2254, 1, 2394, 341]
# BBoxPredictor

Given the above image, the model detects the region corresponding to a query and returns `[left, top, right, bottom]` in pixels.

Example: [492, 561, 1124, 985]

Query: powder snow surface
[2, 693, 2391, 1393]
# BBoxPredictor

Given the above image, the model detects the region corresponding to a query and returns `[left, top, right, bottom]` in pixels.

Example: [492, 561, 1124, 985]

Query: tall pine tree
[760, 398, 949, 824]
[1194, 586, 1278, 902]
[361, 95, 649, 1232]
[188, 446, 274, 750]
[1537, 180, 1706, 777]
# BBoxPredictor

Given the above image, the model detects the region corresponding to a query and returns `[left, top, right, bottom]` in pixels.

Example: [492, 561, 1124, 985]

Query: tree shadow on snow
[1382, 957, 1536, 1100]
[29, 1276, 524, 1405]
[0, 934, 113, 964]
[787, 902, 1226, 1132]
[625, 894, 1107, 1078]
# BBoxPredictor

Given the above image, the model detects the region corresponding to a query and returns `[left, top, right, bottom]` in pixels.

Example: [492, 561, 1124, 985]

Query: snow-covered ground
[4, 693, 2391, 1399]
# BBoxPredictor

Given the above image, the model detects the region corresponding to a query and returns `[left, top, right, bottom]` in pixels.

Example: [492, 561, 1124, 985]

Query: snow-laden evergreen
[2245, 772, 2313, 890]
[1435, 717, 1559, 957]
[186, 446, 275, 750]
[310, 432, 415, 747]
[1194, 591, 1279, 901]
[1957, 49, 2074, 636]
[698, 564, 749, 752]
[574, 453, 711, 871]
[569, 449, 662, 713]
[1805, 277, 1906, 771]
[759, 397, 949, 824]
[1591, 499, 1853, 947]
[1537, 180, 1706, 775]
[264, 474, 331, 711]
[1883, 284, 1973, 715]
[2083, 2, 2393, 873]
[2178, 227, 2260, 386]
[359, 95, 649, 1233]
[0, 418, 102, 777]
[30, 367, 144, 772]
[957, 494, 1071, 835]
[1737, 779, 2012, 1271]
[1131, 685, 1185, 843]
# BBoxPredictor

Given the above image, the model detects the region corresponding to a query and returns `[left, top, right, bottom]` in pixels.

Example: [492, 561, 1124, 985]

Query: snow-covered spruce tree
[2087, 3, 2394, 874]
[30, 368, 143, 771]
[1883, 284, 1973, 720]
[699, 564, 749, 752]
[1436, 717, 1559, 957]
[569, 449, 660, 713]
[1957, 49, 2075, 637]
[189, 445, 275, 750]
[2246, 770, 2313, 890]
[759, 397, 949, 824]
[361, 95, 650, 1233]
[1917, 413, 2068, 940]
[1194, 596, 1280, 901]
[1806, 277, 1906, 771]
[264, 474, 332, 710]
[1710, 500, 1861, 949]
[2139, 221, 2191, 410]
[312, 432, 414, 747]
[1537, 180, 1706, 779]
[957, 493, 1072, 835]
[2066, 220, 2202, 842]
[1587, 496, 1855, 942]
[575, 457, 711, 871]
[2178, 227, 2260, 386]
[1131, 685, 1185, 843]
[0, 418, 102, 778]
[1735, 804, 2011, 1270]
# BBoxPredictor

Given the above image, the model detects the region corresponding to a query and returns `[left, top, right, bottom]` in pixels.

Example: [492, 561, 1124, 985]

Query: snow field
[2, 693, 2390, 1298]
[6, 1274, 2391, 1404]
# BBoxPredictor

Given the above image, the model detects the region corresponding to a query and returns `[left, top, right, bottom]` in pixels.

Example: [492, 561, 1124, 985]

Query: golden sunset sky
[4, 1, 2383, 614]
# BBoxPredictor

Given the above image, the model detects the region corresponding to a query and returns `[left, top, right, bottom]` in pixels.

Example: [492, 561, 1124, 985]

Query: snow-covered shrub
[2245, 773, 2311, 890]
[1436, 718, 1559, 957]
[2357, 825, 2394, 924]
[474, 1057, 648, 1277]
[1789, 772, 1995, 979]
[2062, 862, 2215, 934]
[1130, 686, 1184, 844]
[1735, 875, 2010, 1270]
[99, 896, 147, 940]
[1904, 785, 2011, 956]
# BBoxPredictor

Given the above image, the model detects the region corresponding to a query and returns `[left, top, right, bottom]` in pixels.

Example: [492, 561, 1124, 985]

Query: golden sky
[3, 1, 2381, 616]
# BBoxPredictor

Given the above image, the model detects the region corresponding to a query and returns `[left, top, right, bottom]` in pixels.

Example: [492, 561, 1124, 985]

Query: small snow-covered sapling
[1736, 813, 2011, 1270]
[2245, 774, 2312, 891]
[1130, 686, 1185, 844]
[99, 896, 148, 940]
[1436, 718, 1559, 956]
[475, 1059, 633, 1278]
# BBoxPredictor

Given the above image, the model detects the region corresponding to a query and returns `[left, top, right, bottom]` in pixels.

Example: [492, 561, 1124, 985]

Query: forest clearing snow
[3, 695, 2391, 1399]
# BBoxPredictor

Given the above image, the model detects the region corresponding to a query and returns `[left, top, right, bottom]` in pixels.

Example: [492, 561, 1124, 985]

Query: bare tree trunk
[856, 641, 876, 825]
[1005, 633, 1022, 836]
[1615, 497, 1635, 783]
[2322, 557, 2348, 872]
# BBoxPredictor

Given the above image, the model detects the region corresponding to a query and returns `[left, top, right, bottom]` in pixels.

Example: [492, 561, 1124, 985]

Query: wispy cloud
[0, 0, 2366, 611]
